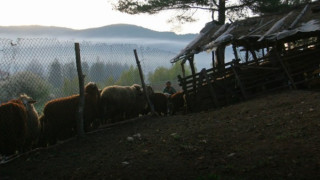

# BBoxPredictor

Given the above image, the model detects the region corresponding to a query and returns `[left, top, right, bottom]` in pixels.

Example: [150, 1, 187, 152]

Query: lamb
[0, 94, 39, 156]
[39, 82, 100, 146]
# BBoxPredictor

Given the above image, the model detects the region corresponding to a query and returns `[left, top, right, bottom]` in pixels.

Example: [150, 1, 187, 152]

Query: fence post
[133, 49, 156, 115]
[75, 43, 85, 137]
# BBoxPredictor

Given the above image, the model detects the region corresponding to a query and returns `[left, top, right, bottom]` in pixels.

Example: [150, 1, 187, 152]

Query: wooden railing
[178, 42, 320, 112]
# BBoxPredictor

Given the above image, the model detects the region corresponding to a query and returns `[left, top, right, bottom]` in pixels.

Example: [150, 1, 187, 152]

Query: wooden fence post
[75, 43, 85, 137]
[133, 49, 156, 115]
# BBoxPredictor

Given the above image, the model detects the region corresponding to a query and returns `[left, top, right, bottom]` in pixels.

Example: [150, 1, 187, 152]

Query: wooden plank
[235, 64, 280, 71]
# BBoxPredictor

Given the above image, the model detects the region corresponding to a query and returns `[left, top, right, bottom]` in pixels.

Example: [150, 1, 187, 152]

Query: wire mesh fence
[0, 38, 181, 113]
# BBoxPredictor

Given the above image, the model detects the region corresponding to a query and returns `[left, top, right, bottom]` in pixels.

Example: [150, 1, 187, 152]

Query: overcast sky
[0, 0, 216, 34]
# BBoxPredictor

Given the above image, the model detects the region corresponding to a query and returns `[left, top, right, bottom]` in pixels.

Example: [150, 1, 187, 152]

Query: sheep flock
[0, 82, 186, 158]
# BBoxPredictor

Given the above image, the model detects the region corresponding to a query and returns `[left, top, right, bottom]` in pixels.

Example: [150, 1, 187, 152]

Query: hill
[0, 24, 196, 54]
[0, 24, 195, 43]
[1, 89, 319, 179]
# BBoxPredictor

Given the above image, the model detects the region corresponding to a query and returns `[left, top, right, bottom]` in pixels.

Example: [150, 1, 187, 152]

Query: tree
[63, 62, 77, 81]
[113, 0, 311, 25]
[25, 59, 45, 79]
[48, 58, 63, 88]
[113, 0, 257, 24]
[249, 0, 311, 14]
[82, 61, 90, 77]
[0, 71, 50, 102]
[148, 63, 192, 83]
[89, 57, 107, 83]
[115, 65, 141, 86]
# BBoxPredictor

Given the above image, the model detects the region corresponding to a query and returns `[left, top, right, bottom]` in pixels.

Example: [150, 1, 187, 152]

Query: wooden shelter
[172, 1, 320, 112]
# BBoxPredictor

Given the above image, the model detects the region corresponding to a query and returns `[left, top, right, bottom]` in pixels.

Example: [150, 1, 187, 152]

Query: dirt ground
[0, 89, 320, 180]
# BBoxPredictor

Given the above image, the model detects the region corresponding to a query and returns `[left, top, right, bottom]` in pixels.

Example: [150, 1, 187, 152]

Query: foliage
[25, 59, 45, 79]
[89, 58, 107, 83]
[48, 58, 63, 88]
[148, 63, 192, 83]
[62, 78, 79, 96]
[63, 62, 77, 81]
[115, 65, 141, 86]
[249, 0, 311, 14]
[113, 0, 311, 24]
[82, 61, 90, 77]
[0, 71, 50, 102]
[113, 0, 257, 24]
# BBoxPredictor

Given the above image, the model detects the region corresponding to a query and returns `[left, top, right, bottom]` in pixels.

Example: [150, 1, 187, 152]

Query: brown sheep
[145, 93, 168, 116]
[0, 99, 28, 156]
[100, 84, 150, 123]
[39, 82, 100, 146]
[169, 91, 186, 115]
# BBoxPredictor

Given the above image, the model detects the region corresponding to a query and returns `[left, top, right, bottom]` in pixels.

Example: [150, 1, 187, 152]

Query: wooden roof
[171, 1, 320, 63]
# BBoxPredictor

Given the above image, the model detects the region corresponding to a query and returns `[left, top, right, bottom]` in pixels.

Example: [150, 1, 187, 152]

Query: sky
[0, 0, 214, 34]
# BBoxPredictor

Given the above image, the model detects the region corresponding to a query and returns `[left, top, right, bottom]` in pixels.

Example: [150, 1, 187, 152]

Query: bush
[0, 71, 50, 102]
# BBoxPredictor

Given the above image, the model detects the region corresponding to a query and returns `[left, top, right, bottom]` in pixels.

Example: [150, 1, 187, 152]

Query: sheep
[39, 82, 100, 146]
[0, 99, 28, 156]
[15, 94, 40, 150]
[100, 84, 152, 123]
[144, 92, 168, 116]
[169, 91, 186, 115]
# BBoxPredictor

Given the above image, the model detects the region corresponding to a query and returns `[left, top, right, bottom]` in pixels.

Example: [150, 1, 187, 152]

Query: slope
[0, 90, 319, 179]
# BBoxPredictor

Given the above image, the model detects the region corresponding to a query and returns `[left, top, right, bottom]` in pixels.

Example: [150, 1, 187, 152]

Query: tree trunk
[218, 0, 226, 24]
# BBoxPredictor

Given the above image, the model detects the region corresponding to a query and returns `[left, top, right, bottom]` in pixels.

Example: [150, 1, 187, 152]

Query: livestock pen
[173, 1, 320, 112]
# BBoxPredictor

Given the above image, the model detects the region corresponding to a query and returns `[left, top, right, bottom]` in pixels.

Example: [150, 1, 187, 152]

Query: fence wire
[0, 38, 180, 112]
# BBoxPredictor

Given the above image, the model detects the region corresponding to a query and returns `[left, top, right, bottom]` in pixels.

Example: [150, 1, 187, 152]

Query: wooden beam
[181, 61, 186, 78]
[212, 50, 215, 68]
[274, 45, 297, 89]
[258, 12, 293, 41]
[188, 55, 197, 97]
[134, 49, 156, 115]
[289, 4, 309, 29]
[231, 62, 248, 100]
[201, 68, 219, 107]
[232, 44, 239, 61]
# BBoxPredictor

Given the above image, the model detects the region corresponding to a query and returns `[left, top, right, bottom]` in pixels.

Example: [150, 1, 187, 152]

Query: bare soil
[1, 90, 320, 180]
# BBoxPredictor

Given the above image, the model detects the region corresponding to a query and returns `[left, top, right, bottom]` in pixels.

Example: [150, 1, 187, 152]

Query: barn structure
[171, 1, 320, 112]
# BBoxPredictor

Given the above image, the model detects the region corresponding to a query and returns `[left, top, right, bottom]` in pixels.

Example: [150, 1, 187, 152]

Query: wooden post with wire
[133, 49, 156, 115]
[75, 42, 85, 137]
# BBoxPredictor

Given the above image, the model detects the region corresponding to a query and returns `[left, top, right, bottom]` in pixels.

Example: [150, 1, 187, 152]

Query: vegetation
[148, 63, 192, 84]
[113, 0, 312, 24]
[115, 65, 141, 86]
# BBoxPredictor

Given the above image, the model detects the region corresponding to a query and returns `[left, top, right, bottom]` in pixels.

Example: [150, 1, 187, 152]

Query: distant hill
[0, 24, 197, 53]
[0, 24, 195, 41]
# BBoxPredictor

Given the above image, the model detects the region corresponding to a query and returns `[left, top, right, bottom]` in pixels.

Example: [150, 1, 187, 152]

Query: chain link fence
[0, 38, 181, 113]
